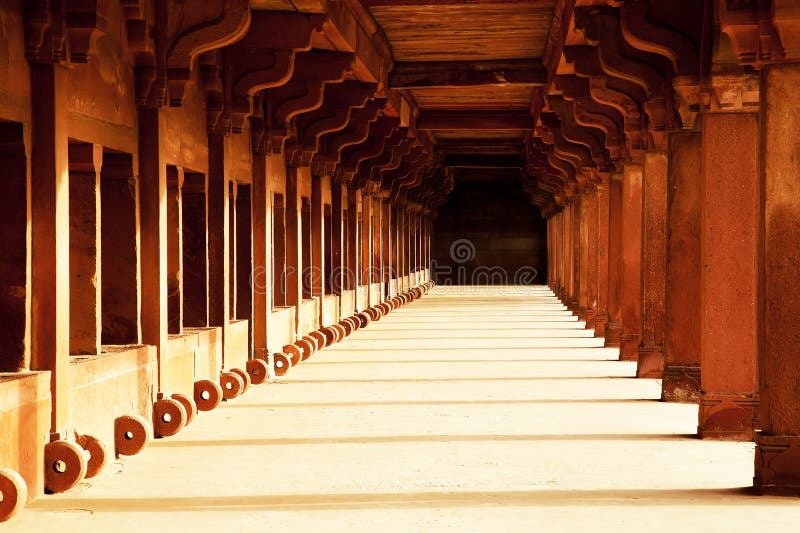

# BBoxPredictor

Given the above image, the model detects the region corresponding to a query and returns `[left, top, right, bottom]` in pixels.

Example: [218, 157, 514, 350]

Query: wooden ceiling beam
[416, 111, 534, 130]
[389, 59, 547, 89]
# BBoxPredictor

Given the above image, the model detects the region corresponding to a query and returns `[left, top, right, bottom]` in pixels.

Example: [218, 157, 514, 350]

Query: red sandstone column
[585, 190, 599, 328]
[594, 178, 610, 337]
[372, 197, 382, 293]
[398, 208, 407, 289]
[563, 204, 573, 303]
[619, 163, 642, 361]
[577, 194, 590, 320]
[311, 174, 325, 314]
[68, 143, 103, 355]
[559, 210, 566, 296]
[330, 181, 344, 299]
[570, 201, 581, 311]
[381, 199, 391, 295]
[662, 130, 702, 401]
[698, 110, 759, 440]
[755, 62, 800, 492]
[285, 165, 301, 311]
[251, 152, 269, 357]
[207, 133, 231, 330]
[345, 187, 359, 296]
[605, 174, 623, 346]
[637, 150, 668, 378]
[135, 103, 165, 374]
[30, 62, 74, 431]
[360, 192, 372, 304]
[390, 205, 399, 291]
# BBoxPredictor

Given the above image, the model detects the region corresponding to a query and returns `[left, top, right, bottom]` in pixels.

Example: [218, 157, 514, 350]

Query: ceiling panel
[368, 2, 555, 61]
[411, 86, 535, 110]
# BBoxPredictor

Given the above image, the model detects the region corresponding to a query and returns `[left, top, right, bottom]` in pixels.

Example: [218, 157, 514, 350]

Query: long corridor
[8, 287, 799, 532]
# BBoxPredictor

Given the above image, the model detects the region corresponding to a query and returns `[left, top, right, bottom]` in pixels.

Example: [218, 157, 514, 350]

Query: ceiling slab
[410, 86, 536, 111]
[416, 111, 534, 131]
[367, 1, 555, 61]
[389, 59, 547, 89]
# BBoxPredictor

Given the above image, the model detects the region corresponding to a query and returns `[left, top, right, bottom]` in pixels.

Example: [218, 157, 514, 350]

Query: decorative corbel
[166, 0, 251, 106]
[228, 12, 326, 131]
[296, 81, 377, 165]
[264, 51, 354, 154]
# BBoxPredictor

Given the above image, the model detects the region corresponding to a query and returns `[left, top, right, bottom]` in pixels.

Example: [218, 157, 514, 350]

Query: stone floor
[8, 286, 800, 532]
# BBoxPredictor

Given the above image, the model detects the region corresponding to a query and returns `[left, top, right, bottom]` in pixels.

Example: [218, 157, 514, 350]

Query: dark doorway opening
[433, 173, 547, 285]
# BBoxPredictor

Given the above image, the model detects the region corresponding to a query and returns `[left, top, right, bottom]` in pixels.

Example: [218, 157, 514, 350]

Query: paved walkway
[8, 286, 800, 532]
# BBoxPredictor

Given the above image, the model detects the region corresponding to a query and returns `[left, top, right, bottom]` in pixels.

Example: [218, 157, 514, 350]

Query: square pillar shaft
[605, 175, 623, 346]
[638, 150, 668, 378]
[755, 62, 800, 493]
[698, 112, 759, 440]
[663, 131, 702, 402]
[594, 180, 610, 337]
[30, 63, 70, 432]
[619, 164, 643, 361]
[251, 153, 269, 354]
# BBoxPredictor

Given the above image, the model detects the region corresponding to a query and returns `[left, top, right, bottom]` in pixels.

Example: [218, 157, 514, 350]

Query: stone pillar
[138, 106, 168, 390]
[381, 199, 391, 295]
[285, 165, 301, 309]
[570, 201, 580, 310]
[311, 174, 325, 304]
[30, 63, 72, 431]
[577, 194, 590, 320]
[663, 130, 701, 402]
[637, 150, 668, 378]
[698, 111, 759, 440]
[346, 187, 359, 293]
[396, 207, 404, 290]
[166, 166, 184, 335]
[585, 190, 599, 328]
[229, 183, 237, 317]
[392, 205, 401, 290]
[619, 163, 642, 361]
[372, 197, 382, 293]
[553, 212, 562, 296]
[594, 179, 610, 337]
[564, 208, 569, 297]
[182, 173, 209, 327]
[207, 133, 230, 329]
[68, 143, 102, 355]
[755, 62, 800, 494]
[330, 181, 343, 296]
[0, 122, 29, 371]
[360, 193, 372, 299]
[605, 175, 623, 346]
[561, 203, 575, 309]
[101, 153, 141, 345]
[251, 152, 269, 355]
